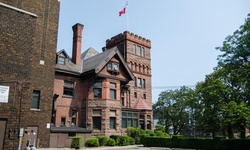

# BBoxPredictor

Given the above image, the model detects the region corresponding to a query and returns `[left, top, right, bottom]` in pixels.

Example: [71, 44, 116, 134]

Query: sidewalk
[37, 145, 172, 150]
[37, 145, 143, 150]
[37, 145, 139, 150]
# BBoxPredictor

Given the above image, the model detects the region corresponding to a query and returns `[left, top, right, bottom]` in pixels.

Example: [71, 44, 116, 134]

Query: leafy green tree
[195, 70, 227, 137]
[215, 13, 250, 138]
[220, 101, 250, 133]
[153, 86, 195, 135]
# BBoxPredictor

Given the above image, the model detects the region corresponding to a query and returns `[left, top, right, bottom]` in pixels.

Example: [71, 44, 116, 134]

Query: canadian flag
[119, 7, 126, 16]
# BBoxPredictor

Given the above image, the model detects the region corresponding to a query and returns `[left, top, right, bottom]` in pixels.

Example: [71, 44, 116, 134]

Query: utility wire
[152, 85, 195, 89]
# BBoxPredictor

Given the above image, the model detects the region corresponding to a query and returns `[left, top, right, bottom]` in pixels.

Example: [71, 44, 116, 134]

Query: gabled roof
[55, 47, 134, 80]
[57, 49, 70, 59]
[81, 47, 134, 80]
[81, 47, 99, 60]
[55, 49, 82, 75]
[135, 97, 151, 110]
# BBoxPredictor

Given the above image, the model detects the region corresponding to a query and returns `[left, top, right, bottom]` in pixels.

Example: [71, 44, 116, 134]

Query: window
[122, 112, 138, 128]
[68, 132, 76, 137]
[133, 44, 136, 54]
[71, 109, 77, 125]
[121, 97, 125, 106]
[142, 79, 146, 88]
[110, 110, 116, 116]
[138, 65, 141, 72]
[63, 81, 74, 97]
[93, 109, 101, 115]
[121, 98, 125, 106]
[142, 66, 145, 73]
[134, 79, 137, 87]
[143, 94, 146, 99]
[147, 121, 151, 130]
[93, 109, 101, 130]
[94, 82, 102, 98]
[136, 45, 141, 55]
[93, 117, 101, 130]
[110, 117, 116, 129]
[110, 83, 116, 99]
[122, 112, 127, 128]
[31, 90, 40, 109]
[134, 92, 137, 98]
[58, 56, 65, 65]
[107, 62, 119, 73]
[61, 117, 66, 126]
[137, 78, 142, 88]
[140, 115, 144, 119]
[141, 48, 145, 57]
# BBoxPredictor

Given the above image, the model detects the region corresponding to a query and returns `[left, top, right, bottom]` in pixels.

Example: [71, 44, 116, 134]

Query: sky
[57, 0, 250, 103]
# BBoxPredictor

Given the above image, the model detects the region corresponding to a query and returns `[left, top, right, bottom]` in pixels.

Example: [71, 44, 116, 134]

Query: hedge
[141, 136, 250, 150]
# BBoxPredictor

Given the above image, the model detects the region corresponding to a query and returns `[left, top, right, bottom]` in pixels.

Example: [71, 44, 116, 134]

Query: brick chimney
[72, 23, 84, 65]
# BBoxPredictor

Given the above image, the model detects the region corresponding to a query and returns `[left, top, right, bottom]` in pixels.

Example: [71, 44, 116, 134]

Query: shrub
[155, 131, 170, 137]
[145, 130, 154, 136]
[96, 136, 108, 146]
[85, 137, 99, 147]
[154, 124, 165, 133]
[126, 127, 144, 144]
[71, 136, 83, 149]
[129, 137, 135, 145]
[117, 136, 130, 146]
[106, 138, 116, 146]
[110, 135, 121, 144]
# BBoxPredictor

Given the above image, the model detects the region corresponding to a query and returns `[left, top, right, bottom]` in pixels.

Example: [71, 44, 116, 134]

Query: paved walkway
[37, 145, 173, 150]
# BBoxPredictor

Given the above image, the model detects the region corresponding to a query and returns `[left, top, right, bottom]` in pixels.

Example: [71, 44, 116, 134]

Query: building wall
[0, 0, 60, 149]
[54, 73, 83, 127]
[105, 31, 153, 130]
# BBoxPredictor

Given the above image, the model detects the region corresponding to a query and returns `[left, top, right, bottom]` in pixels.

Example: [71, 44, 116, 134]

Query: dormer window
[107, 62, 119, 74]
[58, 56, 65, 65]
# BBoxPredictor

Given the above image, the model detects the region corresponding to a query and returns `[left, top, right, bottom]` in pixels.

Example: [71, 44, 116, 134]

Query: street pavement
[37, 145, 194, 150]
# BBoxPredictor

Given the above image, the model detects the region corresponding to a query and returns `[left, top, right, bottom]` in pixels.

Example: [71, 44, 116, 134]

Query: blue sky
[57, 0, 250, 103]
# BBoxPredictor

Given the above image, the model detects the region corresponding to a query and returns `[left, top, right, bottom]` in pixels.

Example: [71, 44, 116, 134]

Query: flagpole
[126, 1, 129, 31]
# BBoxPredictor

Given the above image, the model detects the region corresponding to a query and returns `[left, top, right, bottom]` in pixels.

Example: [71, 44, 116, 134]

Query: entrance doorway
[0, 120, 7, 150]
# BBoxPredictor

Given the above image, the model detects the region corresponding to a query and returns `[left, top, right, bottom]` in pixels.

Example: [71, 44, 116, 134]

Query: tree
[153, 86, 195, 135]
[215, 13, 250, 138]
[195, 69, 231, 138]
[220, 101, 250, 138]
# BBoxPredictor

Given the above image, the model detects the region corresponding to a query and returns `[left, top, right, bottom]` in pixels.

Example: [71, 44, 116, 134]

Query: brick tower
[105, 31, 153, 130]
[0, 0, 60, 149]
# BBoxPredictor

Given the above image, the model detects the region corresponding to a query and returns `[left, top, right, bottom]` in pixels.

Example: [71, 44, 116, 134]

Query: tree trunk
[212, 132, 215, 138]
[227, 125, 234, 139]
[240, 125, 246, 139]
